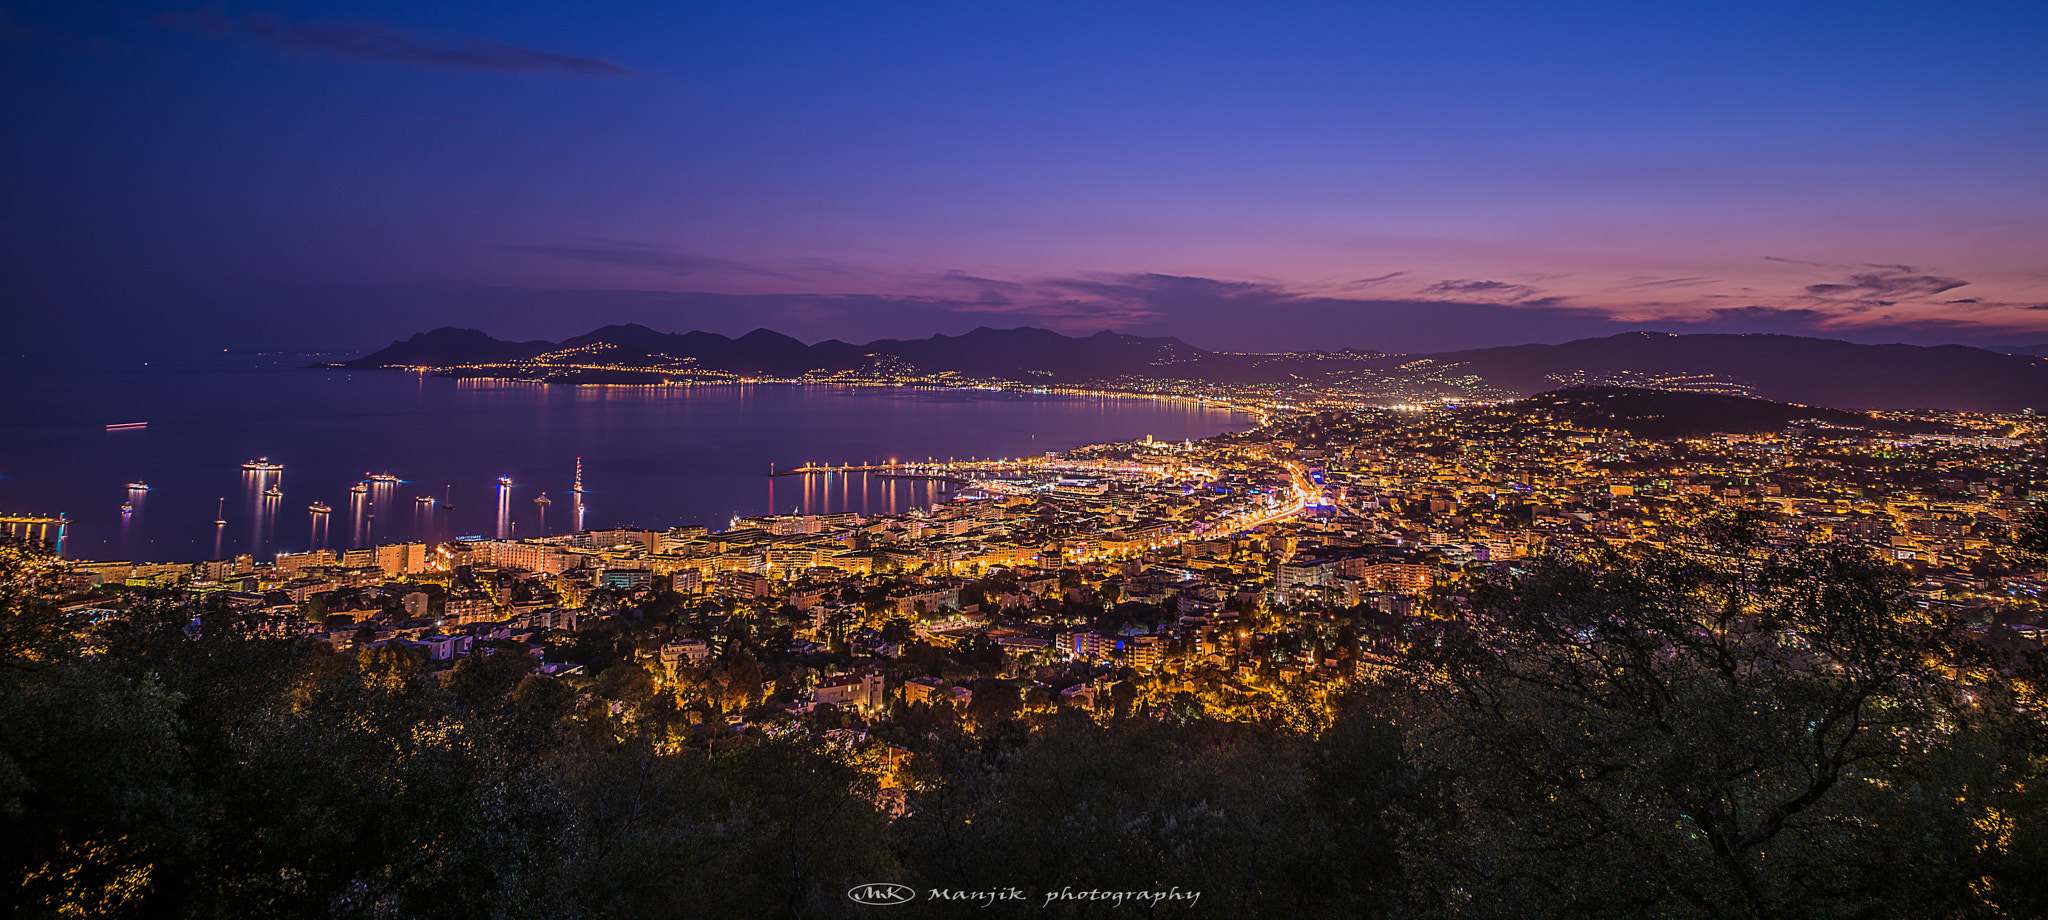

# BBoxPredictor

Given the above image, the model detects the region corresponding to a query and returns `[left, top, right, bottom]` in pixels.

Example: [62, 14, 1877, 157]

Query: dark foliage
[1, 534, 2042, 918]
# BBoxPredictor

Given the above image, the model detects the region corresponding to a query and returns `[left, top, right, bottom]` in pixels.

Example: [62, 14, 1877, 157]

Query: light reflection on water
[0, 359, 1251, 562]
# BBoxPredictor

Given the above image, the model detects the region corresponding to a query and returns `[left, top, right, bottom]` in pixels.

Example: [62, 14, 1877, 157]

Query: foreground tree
[1396, 535, 2045, 919]
[3, 530, 2042, 919]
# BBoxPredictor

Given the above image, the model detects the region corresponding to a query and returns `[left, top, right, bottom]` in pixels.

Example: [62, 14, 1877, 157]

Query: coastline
[330, 361, 1273, 420]
[3, 364, 1257, 564]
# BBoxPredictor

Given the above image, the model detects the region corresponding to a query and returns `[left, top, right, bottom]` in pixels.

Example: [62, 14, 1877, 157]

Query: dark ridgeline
[1431, 332, 2048, 414]
[341, 325, 2048, 413]
[345, 326, 560, 367]
[1516, 386, 1935, 439]
[341, 324, 1204, 382]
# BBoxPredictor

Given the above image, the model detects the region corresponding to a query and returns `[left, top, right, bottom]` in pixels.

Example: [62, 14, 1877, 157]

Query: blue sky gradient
[3, 0, 2044, 354]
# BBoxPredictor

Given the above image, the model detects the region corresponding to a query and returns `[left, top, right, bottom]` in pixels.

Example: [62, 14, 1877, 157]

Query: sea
[0, 354, 1253, 563]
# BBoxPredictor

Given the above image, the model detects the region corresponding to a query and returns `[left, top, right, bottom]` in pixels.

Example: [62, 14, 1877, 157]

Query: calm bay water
[0, 355, 1251, 563]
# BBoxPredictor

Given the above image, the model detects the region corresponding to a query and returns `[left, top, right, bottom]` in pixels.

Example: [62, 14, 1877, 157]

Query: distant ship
[350, 482, 369, 494]
[308, 501, 331, 514]
[214, 498, 226, 525]
[367, 472, 401, 483]
[126, 481, 149, 491]
[415, 495, 434, 505]
[496, 476, 513, 486]
[243, 457, 283, 472]
[120, 502, 132, 513]
[264, 485, 283, 498]
[533, 493, 551, 507]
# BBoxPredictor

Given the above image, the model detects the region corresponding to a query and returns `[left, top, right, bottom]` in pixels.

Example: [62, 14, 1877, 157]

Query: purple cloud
[158, 12, 634, 76]
[1800, 265, 1969, 302]
[1418, 279, 1545, 302]
[507, 241, 793, 279]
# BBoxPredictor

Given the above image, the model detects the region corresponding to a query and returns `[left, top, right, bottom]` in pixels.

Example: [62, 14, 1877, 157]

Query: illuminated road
[1062, 456, 1308, 565]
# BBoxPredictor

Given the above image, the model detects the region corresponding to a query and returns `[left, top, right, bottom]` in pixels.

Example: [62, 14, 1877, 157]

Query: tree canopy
[1, 533, 2042, 919]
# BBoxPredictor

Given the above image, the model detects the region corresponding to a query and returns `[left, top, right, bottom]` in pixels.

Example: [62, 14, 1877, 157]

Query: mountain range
[338, 325, 2048, 413]
[1432, 334, 2044, 414]
[1517, 387, 1932, 439]
[341, 324, 1206, 382]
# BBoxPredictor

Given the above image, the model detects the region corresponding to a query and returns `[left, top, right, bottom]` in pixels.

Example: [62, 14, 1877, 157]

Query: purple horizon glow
[4, 1, 2045, 355]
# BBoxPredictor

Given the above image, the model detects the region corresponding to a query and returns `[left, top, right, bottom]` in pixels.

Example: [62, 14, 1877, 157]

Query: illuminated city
[3, 1, 2046, 918]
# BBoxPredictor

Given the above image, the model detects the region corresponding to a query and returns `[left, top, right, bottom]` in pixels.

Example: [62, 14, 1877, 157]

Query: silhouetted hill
[345, 327, 555, 366]
[552, 324, 864, 375]
[1437, 332, 2048, 412]
[1517, 387, 1913, 439]
[339, 326, 2048, 412]
[342, 324, 1203, 380]
[862, 327, 1205, 379]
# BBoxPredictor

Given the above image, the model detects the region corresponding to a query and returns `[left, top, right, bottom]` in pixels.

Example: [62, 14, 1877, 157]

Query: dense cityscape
[6, 385, 2046, 916]
[7, 0, 2047, 916]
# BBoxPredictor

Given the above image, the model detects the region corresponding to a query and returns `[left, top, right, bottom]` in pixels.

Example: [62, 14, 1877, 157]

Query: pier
[768, 462, 907, 477]
[1, 514, 68, 553]
[768, 459, 1046, 478]
[768, 456, 1175, 489]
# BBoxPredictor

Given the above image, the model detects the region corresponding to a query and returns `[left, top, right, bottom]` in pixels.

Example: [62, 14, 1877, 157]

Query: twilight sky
[3, 0, 2046, 356]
